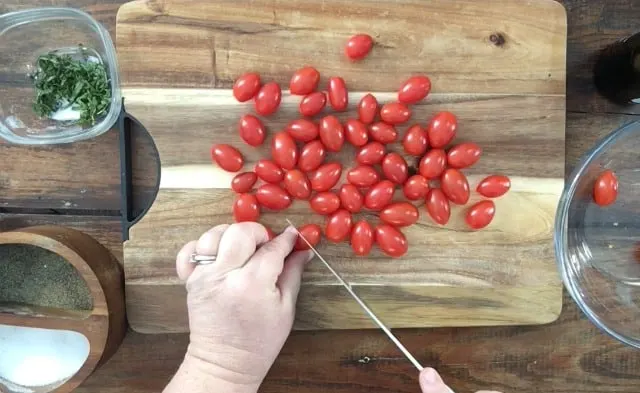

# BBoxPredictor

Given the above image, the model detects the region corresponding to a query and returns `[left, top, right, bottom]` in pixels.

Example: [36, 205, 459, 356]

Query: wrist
[164, 352, 260, 393]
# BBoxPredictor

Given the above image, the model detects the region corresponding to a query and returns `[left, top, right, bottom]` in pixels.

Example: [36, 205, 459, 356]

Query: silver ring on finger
[189, 253, 217, 265]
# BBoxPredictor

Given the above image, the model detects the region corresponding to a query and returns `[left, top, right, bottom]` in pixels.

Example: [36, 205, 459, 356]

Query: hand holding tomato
[165, 223, 313, 393]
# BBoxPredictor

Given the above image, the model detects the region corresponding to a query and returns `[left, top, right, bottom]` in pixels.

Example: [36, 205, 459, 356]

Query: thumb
[419, 368, 454, 393]
[277, 250, 314, 304]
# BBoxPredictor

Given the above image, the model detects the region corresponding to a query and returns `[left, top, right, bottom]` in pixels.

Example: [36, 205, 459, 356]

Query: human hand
[165, 222, 313, 393]
[419, 368, 502, 393]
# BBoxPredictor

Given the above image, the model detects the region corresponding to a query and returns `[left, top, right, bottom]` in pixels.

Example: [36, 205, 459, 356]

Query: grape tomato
[328, 77, 348, 111]
[233, 72, 261, 102]
[402, 124, 428, 156]
[254, 159, 284, 183]
[351, 220, 374, 256]
[310, 162, 342, 192]
[426, 188, 450, 225]
[255, 184, 292, 211]
[347, 165, 380, 188]
[403, 175, 429, 200]
[356, 142, 386, 165]
[418, 149, 446, 179]
[233, 194, 260, 222]
[380, 202, 419, 227]
[339, 184, 364, 213]
[290, 67, 320, 95]
[231, 172, 257, 194]
[380, 102, 411, 125]
[310, 192, 341, 215]
[284, 169, 312, 200]
[299, 91, 327, 117]
[465, 200, 496, 229]
[369, 122, 398, 144]
[447, 142, 482, 169]
[298, 140, 326, 172]
[239, 114, 266, 146]
[345, 119, 369, 147]
[364, 180, 395, 211]
[255, 82, 282, 116]
[381, 152, 409, 184]
[325, 209, 353, 242]
[211, 144, 244, 172]
[427, 111, 457, 148]
[477, 175, 511, 198]
[398, 75, 431, 104]
[358, 94, 378, 124]
[345, 34, 373, 60]
[294, 224, 322, 250]
[375, 224, 408, 257]
[441, 168, 470, 205]
[593, 169, 618, 206]
[286, 119, 319, 142]
[319, 115, 345, 152]
[271, 131, 298, 170]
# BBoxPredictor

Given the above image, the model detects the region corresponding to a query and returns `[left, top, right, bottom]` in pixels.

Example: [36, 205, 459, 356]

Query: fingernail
[422, 368, 438, 384]
[285, 225, 298, 234]
[305, 250, 315, 263]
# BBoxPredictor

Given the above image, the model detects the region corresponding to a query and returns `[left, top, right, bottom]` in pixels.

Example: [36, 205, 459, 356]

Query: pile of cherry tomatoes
[211, 34, 511, 257]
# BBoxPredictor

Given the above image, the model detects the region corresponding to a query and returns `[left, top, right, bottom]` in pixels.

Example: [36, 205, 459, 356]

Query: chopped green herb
[31, 48, 111, 126]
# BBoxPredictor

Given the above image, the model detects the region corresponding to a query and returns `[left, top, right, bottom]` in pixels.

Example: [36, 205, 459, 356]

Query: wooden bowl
[0, 225, 126, 392]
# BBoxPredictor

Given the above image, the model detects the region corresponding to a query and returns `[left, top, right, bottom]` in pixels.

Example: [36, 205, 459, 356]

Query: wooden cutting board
[117, 0, 567, 333]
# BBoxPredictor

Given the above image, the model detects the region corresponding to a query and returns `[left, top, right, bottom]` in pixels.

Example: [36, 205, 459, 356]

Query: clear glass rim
[0, 7, 121, 145]
[554, 120, 640, 349]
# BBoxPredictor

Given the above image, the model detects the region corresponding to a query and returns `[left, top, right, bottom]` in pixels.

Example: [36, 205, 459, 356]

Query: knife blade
[286, 219, 424, 371]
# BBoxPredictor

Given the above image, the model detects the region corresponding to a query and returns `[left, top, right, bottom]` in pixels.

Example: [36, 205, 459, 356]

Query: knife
[286, 219, 424, 371]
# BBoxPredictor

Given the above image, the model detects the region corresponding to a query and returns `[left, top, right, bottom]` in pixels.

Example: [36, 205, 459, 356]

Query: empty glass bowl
[0, 8, 121, 144]
[555, 121, 640, 348]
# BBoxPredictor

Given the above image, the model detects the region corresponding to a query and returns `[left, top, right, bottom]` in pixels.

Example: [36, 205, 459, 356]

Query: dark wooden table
[2, 1, 640, 392]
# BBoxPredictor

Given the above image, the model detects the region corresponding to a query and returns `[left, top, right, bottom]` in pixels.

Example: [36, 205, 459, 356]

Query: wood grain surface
[2, 0, 640, 392]
[117, 0, 566, 332]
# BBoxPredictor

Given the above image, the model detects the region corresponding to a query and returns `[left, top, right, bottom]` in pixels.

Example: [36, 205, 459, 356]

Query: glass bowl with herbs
[0, 8, 121, 144]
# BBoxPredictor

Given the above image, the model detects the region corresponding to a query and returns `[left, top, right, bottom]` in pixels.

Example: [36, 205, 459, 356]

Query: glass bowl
[0, 8, 121, 145]
[555, 121, 640, 348]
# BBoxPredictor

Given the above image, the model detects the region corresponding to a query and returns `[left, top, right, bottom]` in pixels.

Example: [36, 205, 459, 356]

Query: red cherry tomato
[286, 119, 319, 142]
[477, 175, 511, 198]
[380, 102, 411, 125]
[447, 143, 482, 169]
[254, 159, 284, 183]
[345, 34, 373, 60]
[403, 175, 429, 200]
[427, 111, 457, 148]
[255, 184, 292, 211]
[284, 169, 311, 200]
[211, 144, 244, 172]
[299, 91, 326, 117]
[593, 169, 619, 206]
[290, 66, 320, 95]
[309, 162, 342, 192]
[294, 223, 322, 250]
[231, 172, 257, 193]
[418, 149, 446, 179]
[325, 209, 353, 242]
[356, 142, 386, 165]
[381, 152, 408, 184]
[238, 114, 266, 146]
[271, 132, 298, 170]
[426, 189, 450, 225]
[375, 224, 408, 257]
[364, 180, 395, 211]
[398, 75, 431, 104]
[347, 165, 380, 188]
[358, 94, 378, 124]
[369, 122, 398, 144]
[254, 82, 281, 116]
[298, 140, 326, 172]
[319, 115, 345, 152]
[310, 192, 341, 215]
[380, 202, 419, 227]
[233, 72, 261, 102]
[351, 220, 374, 256]
[441, 168, 470, 205]
[328, 77, 348, 111]
[233, 194, 260, 222]
[465, 200, 496, 229]
[339, 184, 363, 213]
[402, 124, 428, 156]
[345, 119, 369, 147]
